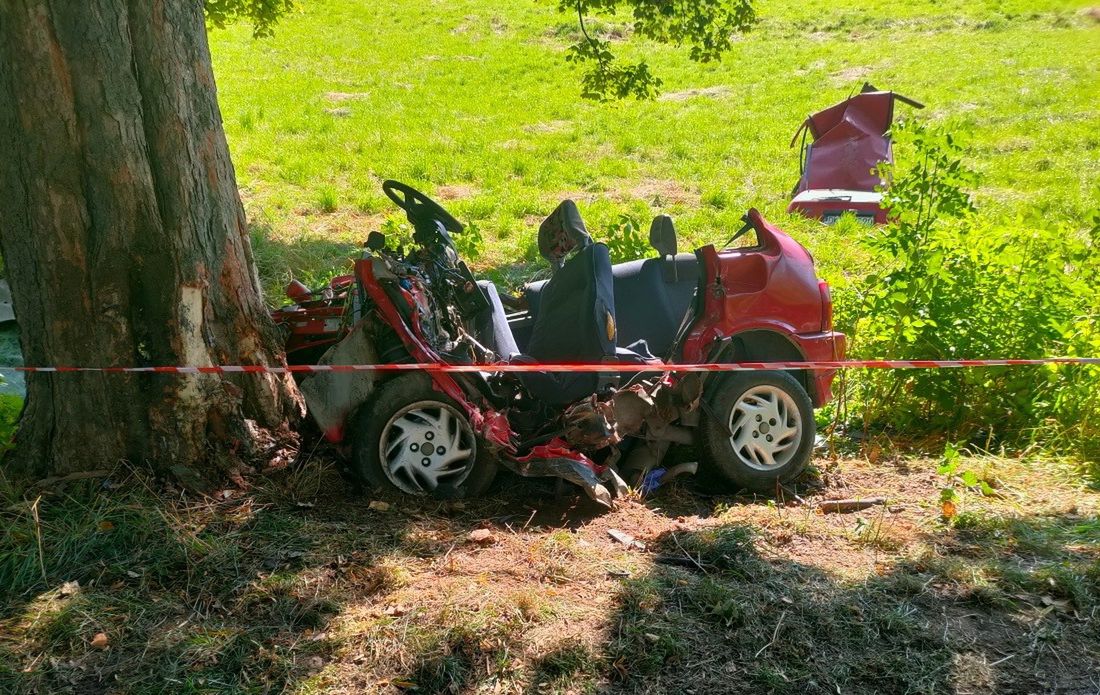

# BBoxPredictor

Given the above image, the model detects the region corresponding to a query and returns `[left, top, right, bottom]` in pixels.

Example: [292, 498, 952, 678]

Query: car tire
[350, 373, 497, 498]
[698, 371, 815, 493]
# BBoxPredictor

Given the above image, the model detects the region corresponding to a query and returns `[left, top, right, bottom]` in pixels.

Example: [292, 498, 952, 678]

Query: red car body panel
[795, 90, 896, 193]
[295, 255, 519, 449]
[272, 275, 354, 361]
[788, 85, 923, 224]
[682, 210, 844, 405]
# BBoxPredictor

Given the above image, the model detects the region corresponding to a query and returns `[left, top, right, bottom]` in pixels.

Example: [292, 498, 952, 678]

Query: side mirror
[649, 214, 677, 258]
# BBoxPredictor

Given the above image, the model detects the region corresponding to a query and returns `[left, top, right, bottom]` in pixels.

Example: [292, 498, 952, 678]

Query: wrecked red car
[273, 181, 845, 504]
[788, 83, 923, 224]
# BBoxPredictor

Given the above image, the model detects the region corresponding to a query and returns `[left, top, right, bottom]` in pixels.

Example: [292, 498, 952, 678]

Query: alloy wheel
[726, 384, 804, 471]
[379, 400, 476, 494]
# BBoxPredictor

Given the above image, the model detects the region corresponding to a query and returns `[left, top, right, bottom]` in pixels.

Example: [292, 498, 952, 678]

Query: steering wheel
[382, 180, 464, 234]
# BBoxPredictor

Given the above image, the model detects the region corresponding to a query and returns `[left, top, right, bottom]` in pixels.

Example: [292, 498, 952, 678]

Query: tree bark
[0, 0, 302, 481]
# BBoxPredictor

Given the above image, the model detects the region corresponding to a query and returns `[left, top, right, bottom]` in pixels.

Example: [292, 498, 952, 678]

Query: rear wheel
[698, 371, 814, 493]
[351, 373, 497, 497]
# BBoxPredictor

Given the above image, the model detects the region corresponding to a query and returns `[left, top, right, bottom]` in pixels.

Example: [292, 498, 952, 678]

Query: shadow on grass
[3, 466, 1097, 694]
[599, 526, 944, 693]
[0, 465, 416, 694]
[393, 509, 1100, 694]
[249, 221, 362, 304]
[605, 520, 1098, 694]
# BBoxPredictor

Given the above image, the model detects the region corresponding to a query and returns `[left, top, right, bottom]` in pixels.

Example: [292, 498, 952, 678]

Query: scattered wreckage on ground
[273, 180, 845, 505]
[788, 83, 924, 224]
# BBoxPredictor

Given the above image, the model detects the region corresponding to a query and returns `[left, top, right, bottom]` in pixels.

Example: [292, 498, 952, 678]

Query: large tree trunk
[0, 0, 302, 481]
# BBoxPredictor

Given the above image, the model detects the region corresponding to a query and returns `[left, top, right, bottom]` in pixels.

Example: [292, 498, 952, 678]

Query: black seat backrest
[649, 215, 677, 258]
[611, 254, 699, 358]
[539, 200, 592, 270]
[525, 251, 700, 359]
[525, 242, 616, 363]
[648, 214, 687, 284]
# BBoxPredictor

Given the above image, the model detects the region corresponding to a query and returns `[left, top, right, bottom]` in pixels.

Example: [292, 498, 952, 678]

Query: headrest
[649, 215, 677, 257]
[538, 200, 591, 265]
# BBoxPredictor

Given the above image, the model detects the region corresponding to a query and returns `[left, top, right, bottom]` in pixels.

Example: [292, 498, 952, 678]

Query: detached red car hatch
[788, 83, 923, 224]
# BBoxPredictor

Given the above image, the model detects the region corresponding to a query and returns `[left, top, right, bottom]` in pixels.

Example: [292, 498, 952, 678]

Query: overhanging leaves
[560, 0, 757, 100]
[205, 0, 295, 38]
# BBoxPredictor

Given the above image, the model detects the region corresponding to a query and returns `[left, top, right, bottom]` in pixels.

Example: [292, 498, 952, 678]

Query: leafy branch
[205, 0, 295, 38]
[561, 0, 757, 100]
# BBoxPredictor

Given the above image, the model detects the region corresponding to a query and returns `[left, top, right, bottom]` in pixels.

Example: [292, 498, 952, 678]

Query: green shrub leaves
[837, 121, 1100, 459]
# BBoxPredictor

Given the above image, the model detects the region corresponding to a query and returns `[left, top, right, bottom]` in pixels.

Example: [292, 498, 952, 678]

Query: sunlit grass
[208, 0, 1100, 300]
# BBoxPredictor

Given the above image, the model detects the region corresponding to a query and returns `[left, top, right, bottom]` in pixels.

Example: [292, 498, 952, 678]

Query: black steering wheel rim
[382, 180, 464, 234]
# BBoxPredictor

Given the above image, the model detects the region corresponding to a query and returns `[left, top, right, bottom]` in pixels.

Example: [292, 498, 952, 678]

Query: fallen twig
[989, 653, 1016, 667]
[817, 496, 887, 514]
[671, 532, 707, 573]
[521, 507, 538, 531]
[754, 609, 787, 659]
[28, 469, 109, 491]
[780, 484, 808, 506]
[30, 495, 47, 584]
[655, 555, 707, 571]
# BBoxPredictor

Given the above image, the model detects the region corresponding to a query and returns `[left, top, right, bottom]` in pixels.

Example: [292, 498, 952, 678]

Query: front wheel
[350, 373, 497, 497]
[698, 371, 815, 493]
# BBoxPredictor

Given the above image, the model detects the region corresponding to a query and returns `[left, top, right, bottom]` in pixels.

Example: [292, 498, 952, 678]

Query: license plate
[822, 212, 876, 225]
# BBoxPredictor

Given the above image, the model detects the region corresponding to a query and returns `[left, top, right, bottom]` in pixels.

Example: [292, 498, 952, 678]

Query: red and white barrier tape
[0, 358, 1096, 374]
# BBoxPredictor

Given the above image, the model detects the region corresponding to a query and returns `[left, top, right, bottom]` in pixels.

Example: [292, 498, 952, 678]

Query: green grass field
[208, 0, 1100, 299]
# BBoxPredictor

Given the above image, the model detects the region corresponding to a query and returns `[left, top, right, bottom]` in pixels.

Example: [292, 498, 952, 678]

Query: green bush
[835, 122, 1099, 458]
[453, 220, 485, 261]
[604, 213, 650, 263]
[0, 394, 21, 453]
